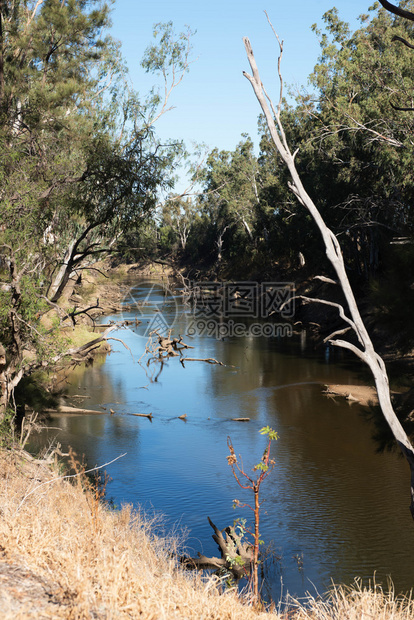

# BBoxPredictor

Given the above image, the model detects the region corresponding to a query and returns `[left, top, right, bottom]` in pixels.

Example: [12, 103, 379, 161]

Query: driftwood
[180, 357, 225, 367]
[130, 412, 153, 420]
[181, 517, 253, 580]
[153, 333, 194, 359]
[45, 406, 106, 415]
[231, 417, 250, 422]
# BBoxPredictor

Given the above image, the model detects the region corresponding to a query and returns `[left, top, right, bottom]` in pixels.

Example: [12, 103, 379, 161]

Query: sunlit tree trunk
[243, 34, 414, 518]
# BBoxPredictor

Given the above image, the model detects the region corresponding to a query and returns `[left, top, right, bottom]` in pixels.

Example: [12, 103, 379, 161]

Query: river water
[32, 279, 414, 603]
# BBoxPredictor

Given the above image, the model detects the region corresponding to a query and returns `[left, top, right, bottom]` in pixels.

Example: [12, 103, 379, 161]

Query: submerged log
[181, 517, 253, 580]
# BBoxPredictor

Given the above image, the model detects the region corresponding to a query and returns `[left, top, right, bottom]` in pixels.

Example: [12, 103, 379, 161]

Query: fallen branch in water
[180, 357, 225, 366]
[130, 412, 153, 420]
[180, 517, 252, 580]
[45, 406, 106, 415]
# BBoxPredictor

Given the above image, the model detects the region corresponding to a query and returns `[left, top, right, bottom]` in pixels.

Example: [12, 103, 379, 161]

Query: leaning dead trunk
[242, 34, 414, 517]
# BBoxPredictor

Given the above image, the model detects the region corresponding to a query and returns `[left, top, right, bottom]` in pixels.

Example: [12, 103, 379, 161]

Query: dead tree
[181, 517, 253, 581]
[242, 25, 414, 518]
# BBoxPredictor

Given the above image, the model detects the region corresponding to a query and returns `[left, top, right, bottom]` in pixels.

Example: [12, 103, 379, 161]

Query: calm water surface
[32, 280, 414, 603]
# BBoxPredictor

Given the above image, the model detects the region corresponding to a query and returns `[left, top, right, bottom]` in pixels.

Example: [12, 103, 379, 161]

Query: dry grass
[286, 580, 414, 619]
[0, 447, 413, 619]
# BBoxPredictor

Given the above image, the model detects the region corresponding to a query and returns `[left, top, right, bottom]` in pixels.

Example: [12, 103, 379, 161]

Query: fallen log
[130, 412, 153, 420]
[45, 406, 106, 415]
[181, 517, 252, 580]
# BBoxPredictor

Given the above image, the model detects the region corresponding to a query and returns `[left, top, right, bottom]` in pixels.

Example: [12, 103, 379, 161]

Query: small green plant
[226, 426, 278, 606]
[0, 407, 16, 449]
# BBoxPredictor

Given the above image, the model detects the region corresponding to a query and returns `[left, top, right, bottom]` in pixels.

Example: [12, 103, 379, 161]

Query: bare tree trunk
[241, 216, 253, 240]
[47, 239, 77, 302]
[242, 34, 414, 517]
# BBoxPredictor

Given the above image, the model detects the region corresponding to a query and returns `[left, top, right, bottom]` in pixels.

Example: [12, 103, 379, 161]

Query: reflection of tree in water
[65, 354, 127, 410]
[205, 331, 367, 401]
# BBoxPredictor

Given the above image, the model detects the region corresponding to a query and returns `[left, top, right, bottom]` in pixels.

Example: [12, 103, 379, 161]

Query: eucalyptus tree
[159, 196, 198, 254]
[195, 136, 261, 267]
[0, 1, 193, 417]
[305, 3, 414, 273]
[256, 2, 414, 278]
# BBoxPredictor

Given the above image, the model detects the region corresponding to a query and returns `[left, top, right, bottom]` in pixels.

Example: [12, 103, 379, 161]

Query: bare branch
[15, 452, 127, 514]
[390, 102, 414, 112]
[298, 295, 360, 340]
[243, 30, 414, 517]
[264, 11, 284, 117]
[392, 34, 414, 50]
[314, 275, 337, 285]
[327, 338, 368, 363]
[323, 326, 352, 344]
[378, 0, 414, 22]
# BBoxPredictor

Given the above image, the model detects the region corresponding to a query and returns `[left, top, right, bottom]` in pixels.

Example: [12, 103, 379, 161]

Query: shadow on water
[29, 280, 414, 604]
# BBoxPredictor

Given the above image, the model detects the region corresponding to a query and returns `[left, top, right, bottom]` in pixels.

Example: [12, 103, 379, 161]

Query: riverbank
[56, 259, 414, 429]
[7, 262, 414, 617]
[1, 445, 414, 619]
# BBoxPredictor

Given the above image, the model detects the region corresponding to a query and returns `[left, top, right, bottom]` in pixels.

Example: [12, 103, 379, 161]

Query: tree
[194, 136, 261, 269]
[0, 4, 193, 418]
[227, 426, 278, 606]
[254, 3, 414, 279]
[242, 19, 414, 518]
[159, 196, 198, 254]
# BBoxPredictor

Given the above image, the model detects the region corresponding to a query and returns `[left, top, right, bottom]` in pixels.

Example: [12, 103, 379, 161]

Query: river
[31, 278, 414, 604]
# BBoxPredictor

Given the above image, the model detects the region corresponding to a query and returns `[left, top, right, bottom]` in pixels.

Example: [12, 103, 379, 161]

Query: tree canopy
[0, 1, 192, 416]
[155, 2, 414, 288]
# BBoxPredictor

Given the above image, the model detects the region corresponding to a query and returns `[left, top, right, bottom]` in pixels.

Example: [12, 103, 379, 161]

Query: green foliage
[173, 2, 414, 287]
[227, 428, 278, 604]
[142, 21, 194, 74]
[0, 4, 193, 414]
[171, 135, 261, 270]
[259, 426, 279, 441]
[0, 408, 15, 448]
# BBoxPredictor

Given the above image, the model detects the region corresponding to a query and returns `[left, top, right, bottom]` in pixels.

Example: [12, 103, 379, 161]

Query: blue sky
[109, 1, 371, 188]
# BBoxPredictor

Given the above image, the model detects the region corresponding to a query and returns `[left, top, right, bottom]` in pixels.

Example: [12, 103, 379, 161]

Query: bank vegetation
[0, 445, 413, 619]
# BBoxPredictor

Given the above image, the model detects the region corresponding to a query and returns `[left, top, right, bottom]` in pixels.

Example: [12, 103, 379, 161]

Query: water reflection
[31, 280, 414, 603]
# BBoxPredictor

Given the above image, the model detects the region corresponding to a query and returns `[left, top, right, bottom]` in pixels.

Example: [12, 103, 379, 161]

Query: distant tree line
[145, 2, 414, 345]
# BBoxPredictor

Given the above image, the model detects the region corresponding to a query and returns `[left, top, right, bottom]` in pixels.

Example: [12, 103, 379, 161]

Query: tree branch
[378, 0, 414, 22]
[243, 31, 414, 518]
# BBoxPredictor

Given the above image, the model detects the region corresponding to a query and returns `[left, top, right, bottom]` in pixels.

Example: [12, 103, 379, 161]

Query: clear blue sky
[109, 1, 370, 187]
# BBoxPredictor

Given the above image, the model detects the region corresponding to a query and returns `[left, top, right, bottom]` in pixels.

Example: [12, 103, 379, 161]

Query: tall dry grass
[0, 447, 413, 619]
